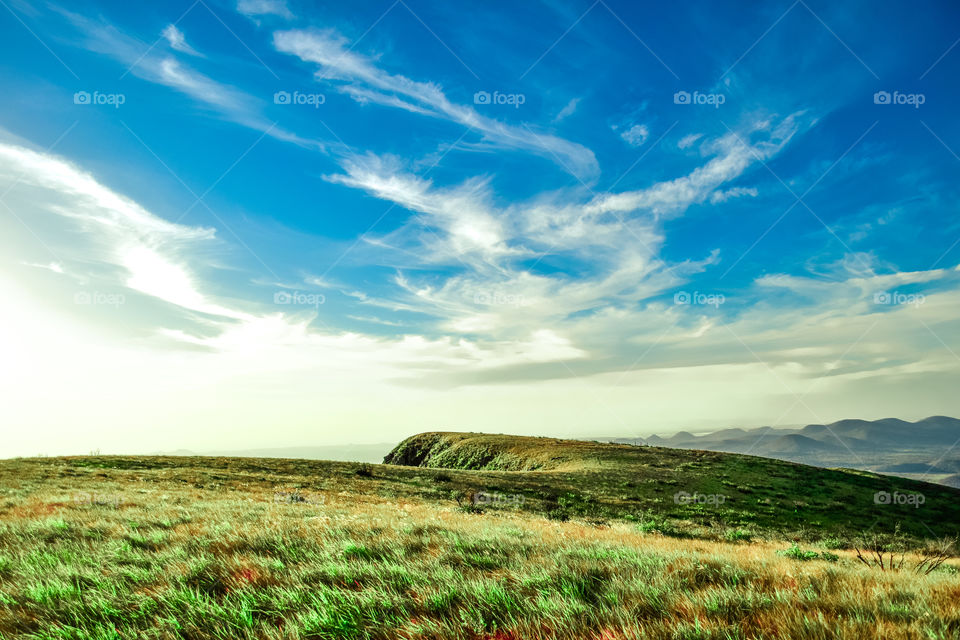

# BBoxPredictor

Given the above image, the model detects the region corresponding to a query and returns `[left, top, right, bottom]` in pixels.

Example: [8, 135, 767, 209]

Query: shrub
[637, 516, 687, 538]
[724, 529, 753, 543]
[779, 545, 820, 561]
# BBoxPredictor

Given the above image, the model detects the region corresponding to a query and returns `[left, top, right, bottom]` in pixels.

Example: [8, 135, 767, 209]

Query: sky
[1, 0, 960, 456]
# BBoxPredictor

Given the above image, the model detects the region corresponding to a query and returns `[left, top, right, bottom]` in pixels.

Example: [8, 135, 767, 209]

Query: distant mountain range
[642, 416, 960, 451]
[606, 416, 960, 487]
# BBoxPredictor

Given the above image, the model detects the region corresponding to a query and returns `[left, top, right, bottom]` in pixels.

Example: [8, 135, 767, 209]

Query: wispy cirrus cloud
[237, 0, 293, 21]
[0, 138, 587, 373]
[57, 9, 324, 151]
[162, 24, 202, 57]
[586, 113, 806, 218]
[272, 29, 600, 182]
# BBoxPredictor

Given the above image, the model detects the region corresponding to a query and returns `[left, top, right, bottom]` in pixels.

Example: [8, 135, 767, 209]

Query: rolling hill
[1, 436, 959, 638]
[382, 431, 960, 540]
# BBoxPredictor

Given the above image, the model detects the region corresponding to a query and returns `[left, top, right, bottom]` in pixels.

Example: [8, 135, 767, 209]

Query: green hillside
[1, 444, 959, 638]
[383, 432, 960, 541]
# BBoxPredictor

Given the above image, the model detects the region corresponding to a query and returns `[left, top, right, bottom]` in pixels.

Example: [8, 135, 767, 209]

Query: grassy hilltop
[383, 431, 960, 540]
[0, 434, 957, 639]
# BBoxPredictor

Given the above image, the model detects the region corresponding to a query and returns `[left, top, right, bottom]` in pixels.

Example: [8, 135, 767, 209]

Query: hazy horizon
[3, 1, 960, 458]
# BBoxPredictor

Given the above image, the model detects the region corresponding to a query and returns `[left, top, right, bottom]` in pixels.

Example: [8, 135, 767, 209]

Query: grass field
[0, 435, 958, 638]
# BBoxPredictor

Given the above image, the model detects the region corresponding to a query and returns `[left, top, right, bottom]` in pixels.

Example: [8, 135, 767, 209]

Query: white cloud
[22, 261, 64, 274]
[4, 135, 960, 454]
[587, 114, 804, 218]
[678, 132, 703, 149]
[60, 10, 323, 151]
[272, 29, 600, 181]
[237, 0, 293, 20]
[620, 123, 649, 147]
[553, 97, 580, 123]
[161, 24, 202, 57]
[0, 139, 587, 376]
[709, 186, 758, 204]
[326, 153, 517, 268]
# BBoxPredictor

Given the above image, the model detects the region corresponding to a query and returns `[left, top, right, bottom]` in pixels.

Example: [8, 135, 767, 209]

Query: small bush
[819, 536, 850, 550]
[637, 516, 687, 538]
[724, 529, 753, 543]
[546, 507, 570, 521]
[779, 545, 836, 562]
[457, 503, 485, 515]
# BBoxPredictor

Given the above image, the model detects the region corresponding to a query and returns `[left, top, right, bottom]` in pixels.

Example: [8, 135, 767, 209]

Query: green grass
[0, 434, 958, 638]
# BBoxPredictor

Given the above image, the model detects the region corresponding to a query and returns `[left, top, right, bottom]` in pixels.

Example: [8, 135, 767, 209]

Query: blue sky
[2, 0, 960, 455]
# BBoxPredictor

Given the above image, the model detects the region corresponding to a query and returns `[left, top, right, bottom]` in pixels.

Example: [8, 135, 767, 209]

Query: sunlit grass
[0, 453, 957, 638]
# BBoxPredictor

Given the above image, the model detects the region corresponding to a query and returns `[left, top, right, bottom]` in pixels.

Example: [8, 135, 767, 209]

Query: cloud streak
[272, 29, 600, 181]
